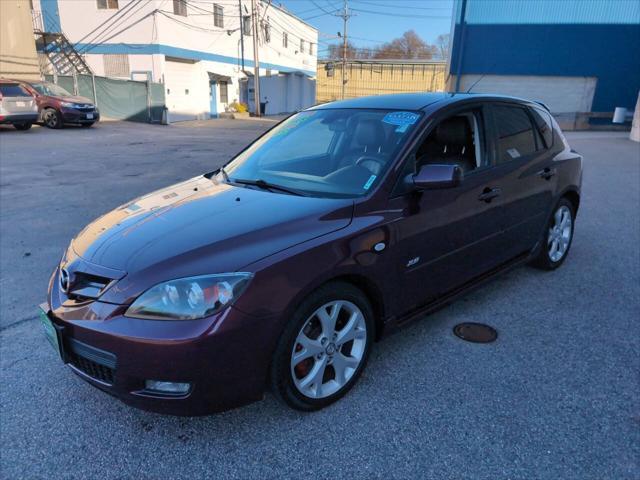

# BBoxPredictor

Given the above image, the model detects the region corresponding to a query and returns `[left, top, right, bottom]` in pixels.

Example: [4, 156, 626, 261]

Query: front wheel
[13, 122, 32, 131]
[270, 282, 374, 411]
[43, 108, 63, 129]
[531, 198, 575, 270]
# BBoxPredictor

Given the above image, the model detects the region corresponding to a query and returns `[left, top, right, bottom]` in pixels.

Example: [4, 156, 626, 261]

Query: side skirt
[382, 251, 532, 337]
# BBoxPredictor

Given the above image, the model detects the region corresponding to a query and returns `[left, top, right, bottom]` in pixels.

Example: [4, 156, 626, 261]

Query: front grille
[67, 337, 117, 386]
[69, 353, 115, 384]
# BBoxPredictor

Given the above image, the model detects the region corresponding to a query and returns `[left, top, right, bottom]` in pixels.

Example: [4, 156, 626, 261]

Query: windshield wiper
[231, 178, 308, 196]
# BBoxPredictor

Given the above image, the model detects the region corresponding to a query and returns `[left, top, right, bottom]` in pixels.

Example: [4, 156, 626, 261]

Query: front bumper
[41, 297, 279, 416]
[60, 108, 100, 124]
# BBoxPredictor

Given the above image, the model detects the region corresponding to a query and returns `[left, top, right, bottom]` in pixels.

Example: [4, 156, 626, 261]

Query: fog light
[145, 380, 191, 394]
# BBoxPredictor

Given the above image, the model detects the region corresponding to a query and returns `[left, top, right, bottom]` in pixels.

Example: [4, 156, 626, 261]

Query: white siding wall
[34, 0, 318, 121]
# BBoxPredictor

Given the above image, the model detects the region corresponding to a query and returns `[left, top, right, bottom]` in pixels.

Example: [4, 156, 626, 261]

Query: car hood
[53, 95, 94, 104]
[65, 176, 353, 304]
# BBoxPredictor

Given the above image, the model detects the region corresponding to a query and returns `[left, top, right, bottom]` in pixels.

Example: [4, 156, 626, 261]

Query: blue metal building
[448, 0, 640, 127]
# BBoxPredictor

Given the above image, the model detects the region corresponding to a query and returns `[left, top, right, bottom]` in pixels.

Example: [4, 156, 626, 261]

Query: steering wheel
[355, 156, 386, 175]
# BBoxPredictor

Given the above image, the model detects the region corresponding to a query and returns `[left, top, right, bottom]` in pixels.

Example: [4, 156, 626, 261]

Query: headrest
[354, 119, 385, 146]
[435, 117, 470, 146]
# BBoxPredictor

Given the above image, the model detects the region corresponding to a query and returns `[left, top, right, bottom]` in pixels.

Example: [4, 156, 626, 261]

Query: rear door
[0, 83, 36, 115]
[489, 103, 558, 258]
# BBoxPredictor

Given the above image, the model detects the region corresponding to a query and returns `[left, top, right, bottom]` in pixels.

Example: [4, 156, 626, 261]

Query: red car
[22, 81, 100, 129]
[40, 93, 582, 415]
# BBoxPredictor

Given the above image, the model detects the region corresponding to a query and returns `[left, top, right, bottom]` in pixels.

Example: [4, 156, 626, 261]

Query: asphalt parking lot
[1, 120, 638, 479]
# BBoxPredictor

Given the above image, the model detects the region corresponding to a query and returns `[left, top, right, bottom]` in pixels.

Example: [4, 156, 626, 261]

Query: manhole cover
[453, 323, 497, 343]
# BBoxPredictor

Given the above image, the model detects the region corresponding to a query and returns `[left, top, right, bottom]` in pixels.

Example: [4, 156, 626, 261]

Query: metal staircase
[35, 32, 93, 76]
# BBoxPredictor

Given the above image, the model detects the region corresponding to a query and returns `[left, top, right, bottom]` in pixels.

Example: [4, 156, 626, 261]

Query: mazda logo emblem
[60, 268, 70, 293]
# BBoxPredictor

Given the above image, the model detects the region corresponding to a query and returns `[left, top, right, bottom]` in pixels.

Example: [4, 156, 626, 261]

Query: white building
[33, 0, 317, 120]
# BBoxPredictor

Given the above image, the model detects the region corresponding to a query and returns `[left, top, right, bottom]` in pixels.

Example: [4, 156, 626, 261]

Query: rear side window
[493, 105, 537, 163]
[0, 84, 31, 97]
[529, 107, 554, 149]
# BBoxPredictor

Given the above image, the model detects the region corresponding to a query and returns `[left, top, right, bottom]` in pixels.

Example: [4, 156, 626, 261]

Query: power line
[351, 0, 451, 10]
[79, 0, 155, 53]
[350, 7, 450, 19]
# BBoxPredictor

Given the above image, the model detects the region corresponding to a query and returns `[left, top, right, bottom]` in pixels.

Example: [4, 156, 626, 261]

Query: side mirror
[411, 164, 463, 190]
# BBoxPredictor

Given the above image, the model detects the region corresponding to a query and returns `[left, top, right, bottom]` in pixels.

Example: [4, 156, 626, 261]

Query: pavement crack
[0, 315, 38, 332]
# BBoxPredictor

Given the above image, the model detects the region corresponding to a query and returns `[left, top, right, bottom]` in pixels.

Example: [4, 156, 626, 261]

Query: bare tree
[435, 33, 450, 60]
[373, 30, 436, 60]
[322, 31, 439, 61]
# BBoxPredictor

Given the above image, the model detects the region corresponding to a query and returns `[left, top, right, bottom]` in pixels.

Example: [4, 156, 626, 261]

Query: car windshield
[223, 108, 422, 198]
[32, 82, 72, 97]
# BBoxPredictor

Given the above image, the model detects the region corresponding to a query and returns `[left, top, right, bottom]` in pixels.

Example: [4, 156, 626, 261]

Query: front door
[385, 105, 509, 313]
[209, 81, 217, 118]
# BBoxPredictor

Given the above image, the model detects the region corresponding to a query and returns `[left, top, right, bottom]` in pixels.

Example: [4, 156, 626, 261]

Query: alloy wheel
[290, 300, 367, 399]
[548, 205, 572, 262]
[44, 110, 58, 128]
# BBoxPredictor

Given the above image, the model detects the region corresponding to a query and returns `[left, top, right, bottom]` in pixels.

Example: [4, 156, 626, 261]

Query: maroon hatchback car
[41, 93, 582, 415]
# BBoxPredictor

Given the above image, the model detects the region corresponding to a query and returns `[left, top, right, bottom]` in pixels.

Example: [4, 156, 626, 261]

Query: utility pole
[238, 0, 245, 72]
[251, 0, 261, 116]
[339, 0, 351, 100]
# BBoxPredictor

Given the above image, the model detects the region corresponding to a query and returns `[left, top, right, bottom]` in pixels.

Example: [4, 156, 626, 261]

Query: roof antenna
[465, 73, 487, 94]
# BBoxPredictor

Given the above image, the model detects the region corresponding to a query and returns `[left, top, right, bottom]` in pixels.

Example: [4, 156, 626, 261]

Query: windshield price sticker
[382, 111, 420, 127]
[363, 175, 377, 190]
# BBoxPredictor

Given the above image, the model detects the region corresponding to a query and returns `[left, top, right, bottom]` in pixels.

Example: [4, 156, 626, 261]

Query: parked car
[0, 79, 38, 130]
[21, 81, 99, 129]
[40, 93, 582, 415]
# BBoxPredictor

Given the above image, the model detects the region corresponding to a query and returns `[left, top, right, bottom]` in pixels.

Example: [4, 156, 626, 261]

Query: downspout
[454, 0, 468, 93]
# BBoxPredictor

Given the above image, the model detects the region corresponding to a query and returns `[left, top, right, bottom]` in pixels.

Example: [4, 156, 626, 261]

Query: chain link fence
[317, 60, 447, 103]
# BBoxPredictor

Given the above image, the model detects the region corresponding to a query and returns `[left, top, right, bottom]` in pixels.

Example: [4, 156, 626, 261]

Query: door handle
[478, 187, 501, 203]
[538, 167, 556, 180]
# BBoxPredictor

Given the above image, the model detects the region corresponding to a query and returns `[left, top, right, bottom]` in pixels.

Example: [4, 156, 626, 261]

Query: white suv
[0, 80, 38, 130]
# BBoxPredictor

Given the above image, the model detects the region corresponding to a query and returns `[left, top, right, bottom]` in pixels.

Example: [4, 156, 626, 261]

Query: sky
[277, 0, 455, 57]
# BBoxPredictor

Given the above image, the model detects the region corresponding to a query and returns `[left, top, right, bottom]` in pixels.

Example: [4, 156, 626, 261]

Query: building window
[173, 0, 187, 16]
[97, 0, 119, 9]
[103, 54, 130, 77]
[213, 4, 224, 28]
[299, 39, 304, 54]
[263, 20, 271, 43]
[242, 15, 252, 35]
[282, 32, 288, 48]
[219, 81, 228, 104]
[309, 42, 313, 55]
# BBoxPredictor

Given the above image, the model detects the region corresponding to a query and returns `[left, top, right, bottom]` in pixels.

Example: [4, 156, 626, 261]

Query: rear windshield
[0, 84, 31, 97]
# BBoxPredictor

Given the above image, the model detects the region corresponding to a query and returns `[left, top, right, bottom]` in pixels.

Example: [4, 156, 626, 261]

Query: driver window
[415, 109, 486, 174]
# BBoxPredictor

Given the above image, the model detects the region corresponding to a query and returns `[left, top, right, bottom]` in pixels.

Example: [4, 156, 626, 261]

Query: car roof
[310, 92, 539, 111]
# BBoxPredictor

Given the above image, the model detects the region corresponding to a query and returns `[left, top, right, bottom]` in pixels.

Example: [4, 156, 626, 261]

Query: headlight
[125, 273, 253, 320]
[61, 101, 76, 108]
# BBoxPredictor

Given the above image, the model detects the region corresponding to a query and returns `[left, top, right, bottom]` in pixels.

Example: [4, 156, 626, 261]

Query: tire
[270, 281, 375, 411]
[81, 122, 95, 128]
[530, 197, 575, 270]
[13, 123, 32, 131]
[43, 108, 63, 129]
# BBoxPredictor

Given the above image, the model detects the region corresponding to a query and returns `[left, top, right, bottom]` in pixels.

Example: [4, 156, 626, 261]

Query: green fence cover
[57, 76, 74, 95]
[46, 75, 166, 123]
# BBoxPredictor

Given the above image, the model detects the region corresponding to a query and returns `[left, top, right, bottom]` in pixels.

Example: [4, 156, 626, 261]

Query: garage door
[458, 75, 597, 114]
[164, 59, 200, 122]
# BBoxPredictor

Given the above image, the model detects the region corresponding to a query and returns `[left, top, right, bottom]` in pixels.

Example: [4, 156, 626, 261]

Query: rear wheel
[43, 108, 62, 129]
[531, 198, 575, 270]
[270, 282, 374, 411]
[13, 123, 32, 131]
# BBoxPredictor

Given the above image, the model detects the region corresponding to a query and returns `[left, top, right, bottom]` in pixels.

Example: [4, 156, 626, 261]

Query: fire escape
[32, 10, 92, 76]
